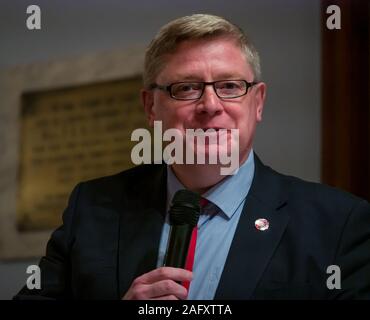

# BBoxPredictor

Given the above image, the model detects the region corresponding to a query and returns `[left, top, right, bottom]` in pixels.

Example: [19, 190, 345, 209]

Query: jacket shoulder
[266, 164, 367, 211]
[74, 164, 165, 201]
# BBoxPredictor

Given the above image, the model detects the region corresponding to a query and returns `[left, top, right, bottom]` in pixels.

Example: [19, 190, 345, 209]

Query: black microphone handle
[163, 224, 194, 268]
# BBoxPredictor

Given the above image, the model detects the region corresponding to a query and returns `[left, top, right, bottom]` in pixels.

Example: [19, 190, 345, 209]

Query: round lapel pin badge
[255, 218, 269, 231]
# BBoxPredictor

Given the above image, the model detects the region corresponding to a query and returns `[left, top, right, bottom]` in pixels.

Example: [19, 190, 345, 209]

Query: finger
[135, 267, 192, 285]
[145, 280, 188, 300]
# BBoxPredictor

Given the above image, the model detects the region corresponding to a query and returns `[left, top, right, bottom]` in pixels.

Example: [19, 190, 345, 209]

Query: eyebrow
[169, 75, 204, 82]
[171, 73, 246, 82]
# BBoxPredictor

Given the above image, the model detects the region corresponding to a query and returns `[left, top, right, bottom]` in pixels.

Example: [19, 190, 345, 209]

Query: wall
[0, 0, 321, 299]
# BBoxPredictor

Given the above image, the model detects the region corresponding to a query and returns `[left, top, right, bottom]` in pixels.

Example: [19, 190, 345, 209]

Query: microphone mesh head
[169, 190, 201, 227]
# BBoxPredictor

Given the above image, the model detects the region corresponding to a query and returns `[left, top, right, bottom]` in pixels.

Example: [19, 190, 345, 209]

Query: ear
[254, 82, 266, 122]
[141, 89, 155, 127]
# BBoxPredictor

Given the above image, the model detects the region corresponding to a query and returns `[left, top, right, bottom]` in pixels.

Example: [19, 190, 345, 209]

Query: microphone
[163, 189, 201, 268]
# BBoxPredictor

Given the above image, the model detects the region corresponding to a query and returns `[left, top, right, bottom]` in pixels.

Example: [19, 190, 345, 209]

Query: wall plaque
[18, 77, 147, 230]
[0, 47, 145, 259]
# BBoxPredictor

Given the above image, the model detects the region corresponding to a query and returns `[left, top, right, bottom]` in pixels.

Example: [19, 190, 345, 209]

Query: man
[15, 14, 370, 300]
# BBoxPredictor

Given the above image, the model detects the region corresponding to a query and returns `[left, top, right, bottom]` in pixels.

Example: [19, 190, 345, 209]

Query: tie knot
[199, 198, 220, 218]
[200, 197, 209, 208]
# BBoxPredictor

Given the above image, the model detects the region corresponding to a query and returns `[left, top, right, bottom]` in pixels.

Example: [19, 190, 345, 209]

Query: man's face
[142, 37, 266, 164]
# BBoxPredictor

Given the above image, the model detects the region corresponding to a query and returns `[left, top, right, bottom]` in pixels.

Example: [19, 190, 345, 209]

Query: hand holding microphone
[123, 190, 200, 300]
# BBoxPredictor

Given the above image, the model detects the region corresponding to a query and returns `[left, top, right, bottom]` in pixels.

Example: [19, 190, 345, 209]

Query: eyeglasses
[150, 80, 258, 100]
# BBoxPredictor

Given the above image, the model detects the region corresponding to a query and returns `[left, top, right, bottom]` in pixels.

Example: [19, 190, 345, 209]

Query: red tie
[182, 198, 208, 291]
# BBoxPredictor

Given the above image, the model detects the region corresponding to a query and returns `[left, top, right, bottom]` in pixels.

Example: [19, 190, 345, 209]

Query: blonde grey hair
[143, 14, 261, 88]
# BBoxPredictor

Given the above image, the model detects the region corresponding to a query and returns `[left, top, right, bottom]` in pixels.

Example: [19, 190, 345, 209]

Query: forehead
[157, 38, 253, 82]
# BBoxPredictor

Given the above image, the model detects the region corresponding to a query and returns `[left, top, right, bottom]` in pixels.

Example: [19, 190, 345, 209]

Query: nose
[195, 85, 223, 116]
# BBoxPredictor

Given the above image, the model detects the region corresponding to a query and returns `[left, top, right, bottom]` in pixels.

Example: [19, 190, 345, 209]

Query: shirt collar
[166, 150, 255, 219]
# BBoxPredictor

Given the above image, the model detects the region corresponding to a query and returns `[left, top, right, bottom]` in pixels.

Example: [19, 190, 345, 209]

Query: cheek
[152, 97, 172, 122]
[153, 100, 190, 130]
[233, 109, 257, 139]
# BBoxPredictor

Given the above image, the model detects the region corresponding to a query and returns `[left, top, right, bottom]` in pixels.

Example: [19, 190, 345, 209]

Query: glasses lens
[171, 82, 203, 100]
[215, 80, 247, 98]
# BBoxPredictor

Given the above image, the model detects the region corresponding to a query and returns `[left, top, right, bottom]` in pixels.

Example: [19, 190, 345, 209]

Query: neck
[171, 164, 225, 194]
[170, 150, 250, 194]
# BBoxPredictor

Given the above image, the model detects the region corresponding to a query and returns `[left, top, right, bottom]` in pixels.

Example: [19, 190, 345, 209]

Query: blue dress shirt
[156, 150, 255, 299]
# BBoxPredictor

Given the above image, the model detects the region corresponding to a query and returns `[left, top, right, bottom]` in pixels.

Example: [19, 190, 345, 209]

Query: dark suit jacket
[15, 154, 370, 299]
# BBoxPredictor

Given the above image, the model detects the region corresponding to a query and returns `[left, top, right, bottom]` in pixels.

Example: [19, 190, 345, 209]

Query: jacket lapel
[117, 165, 167, 298]
[215, 154, 291, 299]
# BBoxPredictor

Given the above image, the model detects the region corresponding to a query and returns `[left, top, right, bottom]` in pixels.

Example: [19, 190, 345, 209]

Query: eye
[219, 82, 240, 90]
[179, 84, 192, 92]
[176, 83, 202, 92]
